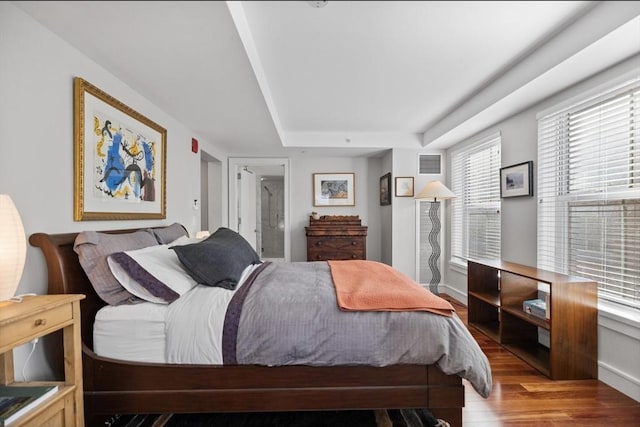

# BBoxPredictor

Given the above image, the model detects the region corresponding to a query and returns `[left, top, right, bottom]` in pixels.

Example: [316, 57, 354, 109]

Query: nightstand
[0, 294, 85, 426]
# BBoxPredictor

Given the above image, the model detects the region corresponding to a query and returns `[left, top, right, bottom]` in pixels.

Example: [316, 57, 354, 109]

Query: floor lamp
[415, 181, 455, 294]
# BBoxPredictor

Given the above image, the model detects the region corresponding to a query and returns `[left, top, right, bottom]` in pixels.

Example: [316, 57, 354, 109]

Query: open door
[238, 167, 258, 251]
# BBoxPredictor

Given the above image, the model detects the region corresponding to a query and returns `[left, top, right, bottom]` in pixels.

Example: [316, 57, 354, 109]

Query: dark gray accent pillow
[74, 230, 159, 305]
[151, 222, 188, 244]
[171, 227, 261, 290]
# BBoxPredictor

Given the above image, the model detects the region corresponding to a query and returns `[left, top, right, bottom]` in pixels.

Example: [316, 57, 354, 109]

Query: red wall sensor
[191, 138, 198, 153]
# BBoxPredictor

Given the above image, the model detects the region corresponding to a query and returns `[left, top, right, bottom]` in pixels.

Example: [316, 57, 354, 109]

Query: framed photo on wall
[74, 77, 167, 220]
[313, 172, 355, 206]
[500, 161, 533, 198]
[395, 176, 414, 197]
[380, 173, 391, 205]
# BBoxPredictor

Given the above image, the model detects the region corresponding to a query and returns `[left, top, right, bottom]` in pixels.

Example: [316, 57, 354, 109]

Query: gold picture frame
[73, 77, 167, 220]
[313, 173, 355, 206]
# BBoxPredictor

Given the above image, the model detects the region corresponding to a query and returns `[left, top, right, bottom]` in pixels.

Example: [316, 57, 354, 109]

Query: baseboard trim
[438, 284, 467, 306]
[599, 361, 640, 402]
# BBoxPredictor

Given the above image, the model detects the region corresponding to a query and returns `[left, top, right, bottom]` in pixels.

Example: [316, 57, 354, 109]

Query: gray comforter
[168, 261, 492, 398]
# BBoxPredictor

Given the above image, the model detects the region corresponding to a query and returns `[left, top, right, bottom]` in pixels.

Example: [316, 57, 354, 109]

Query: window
[538, 78, 640, 308]
[451, 133, 501, 266]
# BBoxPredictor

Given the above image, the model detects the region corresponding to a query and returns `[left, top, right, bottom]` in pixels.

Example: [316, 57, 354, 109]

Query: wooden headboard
[28, 227, 166, 350]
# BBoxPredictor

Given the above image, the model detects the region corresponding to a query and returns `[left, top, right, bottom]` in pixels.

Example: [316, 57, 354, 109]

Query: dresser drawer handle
[34, 318, 47, 327]
[316, 241, 323, 246]
[351, 241, 357, 245]
[352, 254, 357, 259]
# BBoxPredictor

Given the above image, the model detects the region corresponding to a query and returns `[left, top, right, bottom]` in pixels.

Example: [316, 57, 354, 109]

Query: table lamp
[0, 195, 26, 301]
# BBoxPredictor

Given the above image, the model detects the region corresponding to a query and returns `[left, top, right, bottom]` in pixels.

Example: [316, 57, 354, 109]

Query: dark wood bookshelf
[467, 259, 598, 380]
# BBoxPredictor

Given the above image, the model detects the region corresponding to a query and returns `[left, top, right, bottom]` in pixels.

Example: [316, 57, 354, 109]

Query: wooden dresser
[305, 215, 367, 261]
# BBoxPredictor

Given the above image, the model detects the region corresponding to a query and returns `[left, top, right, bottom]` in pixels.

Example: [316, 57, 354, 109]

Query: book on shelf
[523, 298, 548, 320]
[0, 384, 58, 426]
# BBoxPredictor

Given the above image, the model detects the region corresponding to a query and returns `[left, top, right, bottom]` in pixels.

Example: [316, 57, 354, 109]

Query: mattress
[92, 264, 260, 364]
[94, 302, 168, 363]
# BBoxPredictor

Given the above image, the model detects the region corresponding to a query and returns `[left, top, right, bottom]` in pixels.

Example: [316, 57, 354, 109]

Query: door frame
[228, 157, 290, 261]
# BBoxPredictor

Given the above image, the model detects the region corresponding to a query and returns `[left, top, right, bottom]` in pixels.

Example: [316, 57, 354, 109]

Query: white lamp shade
[415, 180, 456, 201]
[0, 195, 26, 301]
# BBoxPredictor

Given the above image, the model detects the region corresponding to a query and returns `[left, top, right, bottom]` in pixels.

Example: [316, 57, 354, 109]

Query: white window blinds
[538, 78, 640, 308]
[451, 133, 501, 266]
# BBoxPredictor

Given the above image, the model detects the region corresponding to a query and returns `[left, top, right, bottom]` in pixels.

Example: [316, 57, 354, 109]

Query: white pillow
[107, 236, 201, 304]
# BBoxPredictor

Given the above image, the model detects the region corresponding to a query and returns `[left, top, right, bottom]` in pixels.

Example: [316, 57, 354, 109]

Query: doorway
[260, 176, 284, 260]
[228, 158, 290, 261]
[200, 150, 222, 234]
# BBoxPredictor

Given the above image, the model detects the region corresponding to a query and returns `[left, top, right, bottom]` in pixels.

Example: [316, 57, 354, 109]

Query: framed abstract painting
[73, 77, 167, 220]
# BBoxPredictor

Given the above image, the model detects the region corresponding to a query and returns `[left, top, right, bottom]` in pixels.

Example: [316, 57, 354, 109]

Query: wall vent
[419, 154, 441, 174]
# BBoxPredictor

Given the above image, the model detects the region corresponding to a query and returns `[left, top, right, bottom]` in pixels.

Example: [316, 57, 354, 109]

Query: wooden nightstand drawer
[0, 303, 72, 350]
[0, 295, 84, 426]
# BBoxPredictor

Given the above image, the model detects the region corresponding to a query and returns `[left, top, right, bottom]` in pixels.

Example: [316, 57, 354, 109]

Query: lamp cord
[22, 338, 38, 381]
[6, 293, 39, 381]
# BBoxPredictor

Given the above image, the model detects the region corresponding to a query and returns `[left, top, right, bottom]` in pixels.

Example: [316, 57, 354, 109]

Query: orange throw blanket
[328, 260, 454, 317]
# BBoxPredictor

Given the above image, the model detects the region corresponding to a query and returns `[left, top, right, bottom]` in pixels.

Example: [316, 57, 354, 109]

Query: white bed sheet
[94, 302, 168, 363]
[93, 264, 261, 364]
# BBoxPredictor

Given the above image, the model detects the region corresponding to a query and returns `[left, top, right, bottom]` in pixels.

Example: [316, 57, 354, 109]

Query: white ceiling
[13, 1, 640, 157]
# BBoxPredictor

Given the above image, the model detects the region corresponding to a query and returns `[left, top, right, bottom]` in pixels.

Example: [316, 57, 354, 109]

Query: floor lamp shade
[415, 180, 456, 202]
[0, 195, 26, 301]
[415, 181, 455, 294]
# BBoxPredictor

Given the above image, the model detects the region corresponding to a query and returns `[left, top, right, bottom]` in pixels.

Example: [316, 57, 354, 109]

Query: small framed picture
[380, 173, 391, 206]
[500, 161, 533, 198]
[313, 172, 355, 206]
[395, 177, 414, 197]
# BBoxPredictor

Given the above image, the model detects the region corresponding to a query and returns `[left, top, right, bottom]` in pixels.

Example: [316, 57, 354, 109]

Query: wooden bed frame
[29, 228, 464, 426]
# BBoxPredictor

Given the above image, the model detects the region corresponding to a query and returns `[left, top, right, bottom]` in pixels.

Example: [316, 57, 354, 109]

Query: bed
[29, 225, 491, 427]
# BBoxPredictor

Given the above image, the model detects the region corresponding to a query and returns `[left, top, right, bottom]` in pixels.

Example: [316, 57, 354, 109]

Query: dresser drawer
[307, 237, 366, 261]
[308, 237, 364, 251]
[308, 249, 366, 261]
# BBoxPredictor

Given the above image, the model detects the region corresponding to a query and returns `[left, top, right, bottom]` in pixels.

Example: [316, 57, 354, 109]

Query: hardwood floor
[442, 296, 640, 426]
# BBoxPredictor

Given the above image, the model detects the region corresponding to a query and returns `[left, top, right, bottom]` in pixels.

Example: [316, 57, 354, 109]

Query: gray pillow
[171, 227, 260, 290]
[151, 222, 188, 244]
[74, 230, 159, 305]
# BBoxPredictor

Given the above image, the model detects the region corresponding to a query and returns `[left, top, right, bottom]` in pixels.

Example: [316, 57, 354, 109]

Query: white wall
[0, 2, 227, 380]
[366, 156, 383, 263]
[380, 152, 393, 265]
[391, 149, 446, 280]
[443, 54, 640, 401]
[289, 155, 382, 262]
